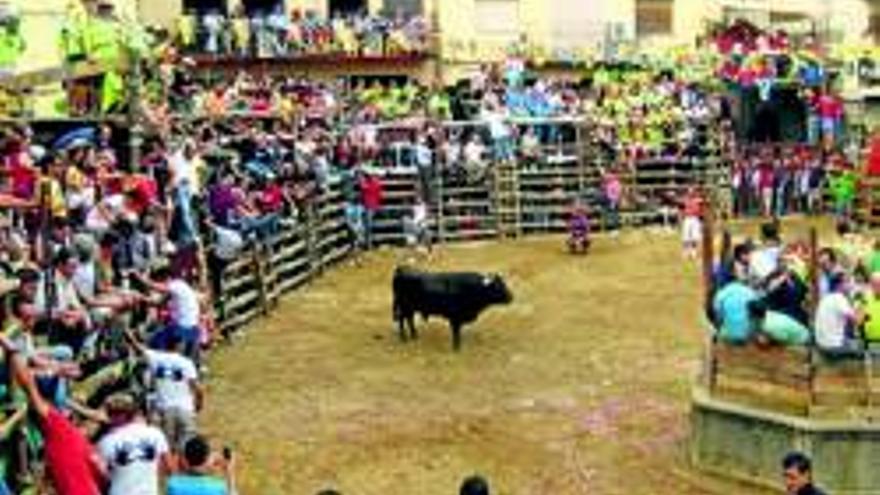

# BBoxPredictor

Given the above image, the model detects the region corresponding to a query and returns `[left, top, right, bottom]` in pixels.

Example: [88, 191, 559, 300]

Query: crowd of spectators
[729, 144, 858, 220]
[710, 219, 880, 357]
[174, 7, 428, 59]
[0, 121, 244, 493]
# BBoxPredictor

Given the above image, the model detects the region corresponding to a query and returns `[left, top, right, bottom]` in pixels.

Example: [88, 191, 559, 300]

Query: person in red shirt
[359, 171, 383, 250]
[867, 130, 880, 177]
[815, 90, 843, 148]
[0, 335, 106, 495]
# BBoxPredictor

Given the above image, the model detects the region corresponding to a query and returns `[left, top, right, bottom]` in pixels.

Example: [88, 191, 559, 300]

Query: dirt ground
[201, 222, 817, 495]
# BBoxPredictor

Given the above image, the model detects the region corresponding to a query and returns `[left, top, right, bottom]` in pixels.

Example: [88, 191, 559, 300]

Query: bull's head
[483, 273, 513, 305]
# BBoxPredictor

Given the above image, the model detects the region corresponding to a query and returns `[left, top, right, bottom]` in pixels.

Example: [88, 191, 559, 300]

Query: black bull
[392, 267, 513, 350]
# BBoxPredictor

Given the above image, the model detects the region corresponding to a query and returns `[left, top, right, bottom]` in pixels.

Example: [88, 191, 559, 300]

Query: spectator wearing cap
[96, 393, 172, 495]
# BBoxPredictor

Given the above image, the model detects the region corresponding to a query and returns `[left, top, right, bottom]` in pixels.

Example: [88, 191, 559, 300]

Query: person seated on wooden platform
[567, 203, 590, 255]
[712, 278, 759, 345]
[815, 272, 865, 359]
[856, 272, 880, 346]
[748, 300, 810, 347]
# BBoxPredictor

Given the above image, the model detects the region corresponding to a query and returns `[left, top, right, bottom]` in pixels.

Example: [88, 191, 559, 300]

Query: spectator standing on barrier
[167, 435, 237, 495]
[782, 452, 827, 495]
[403, 196, 430, 254]
[135, 266, 203, 366]
[359, 170, 383, 250]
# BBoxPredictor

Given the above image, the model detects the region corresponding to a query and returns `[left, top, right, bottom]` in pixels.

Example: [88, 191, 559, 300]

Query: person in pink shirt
[601, 168, 622, 235]
[815, 89, 843, 148]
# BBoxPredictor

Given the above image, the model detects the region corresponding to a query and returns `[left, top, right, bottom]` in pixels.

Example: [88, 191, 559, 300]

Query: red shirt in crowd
[868, 134, 880, 176]
[126, 175, 158, 215]
[6, 149, 37, 199]
[683, 193, 704, 218]
[816, 94, 842, 119]
[42, 408, 103, 495]
[360, 175, 383, 211]
[260, 183, 284, 213]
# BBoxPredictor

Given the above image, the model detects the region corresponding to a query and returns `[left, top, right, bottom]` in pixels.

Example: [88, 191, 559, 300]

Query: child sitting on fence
[567, 202, 591, 254]
[403, 198, 431, 255]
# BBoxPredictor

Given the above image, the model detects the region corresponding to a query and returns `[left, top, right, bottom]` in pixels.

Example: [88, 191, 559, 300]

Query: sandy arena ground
[201, 222, 823, 495]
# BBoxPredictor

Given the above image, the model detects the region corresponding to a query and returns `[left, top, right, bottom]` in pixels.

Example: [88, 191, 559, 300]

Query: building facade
[7, 0, 878, 74]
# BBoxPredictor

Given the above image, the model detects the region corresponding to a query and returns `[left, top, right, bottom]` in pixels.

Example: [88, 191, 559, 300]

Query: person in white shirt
[135, 267, 203, 365]
[85, 194, 126, 234]
[97, 393, 171, 495]
[463, 135, 487, 184]
[124, 329, 203, 453]
[815, 272, 863, 355]
[403, 199, 430, 253]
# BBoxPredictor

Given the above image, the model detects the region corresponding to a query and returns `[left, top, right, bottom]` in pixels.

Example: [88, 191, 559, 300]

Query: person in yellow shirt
[859, 273, 880, 343]
[34, 154, 68, 220]
[177, 11, 196, 51]
[232, 10, 250, 57]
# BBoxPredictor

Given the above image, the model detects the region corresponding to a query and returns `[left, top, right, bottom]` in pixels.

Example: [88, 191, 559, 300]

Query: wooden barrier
[710, 342, 814, 413]
[372, 169, 421, 245]
[214, 176, 351, 334]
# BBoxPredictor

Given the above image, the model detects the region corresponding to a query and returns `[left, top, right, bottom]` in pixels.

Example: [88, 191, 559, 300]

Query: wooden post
[701, 202, 715, 309]
[808, 227, 820, 317]
[701, 200, 716, 391]
[807, 226, 819, 409]
[252, 247, 268, 316]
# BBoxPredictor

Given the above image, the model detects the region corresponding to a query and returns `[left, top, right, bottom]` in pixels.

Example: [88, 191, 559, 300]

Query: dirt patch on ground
[202, 222, 819, 494]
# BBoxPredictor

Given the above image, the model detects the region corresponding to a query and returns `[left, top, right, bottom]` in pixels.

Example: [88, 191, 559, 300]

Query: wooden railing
[705, 338, 880, 418]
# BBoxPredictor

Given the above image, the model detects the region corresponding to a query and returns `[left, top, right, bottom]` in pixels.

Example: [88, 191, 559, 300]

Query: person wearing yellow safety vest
[0, 7, 24, 76]
[176, 11, 197, 52]
[59, 1, 87, 64]
[84, 0, 122, 69]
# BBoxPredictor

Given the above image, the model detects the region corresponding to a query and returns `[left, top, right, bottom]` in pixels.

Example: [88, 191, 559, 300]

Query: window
[329, 0, 368, 16]
[871, 12, 880, 44]
[182, 0, 227, 15]
[636, 0, 673, 37]
[381, 0, 423, 17]
[474, 0, 519, 36]
[241, 0, 284, 16]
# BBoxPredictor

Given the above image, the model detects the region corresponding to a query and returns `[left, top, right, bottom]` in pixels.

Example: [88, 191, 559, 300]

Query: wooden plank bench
[710, 342, 813, 413]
